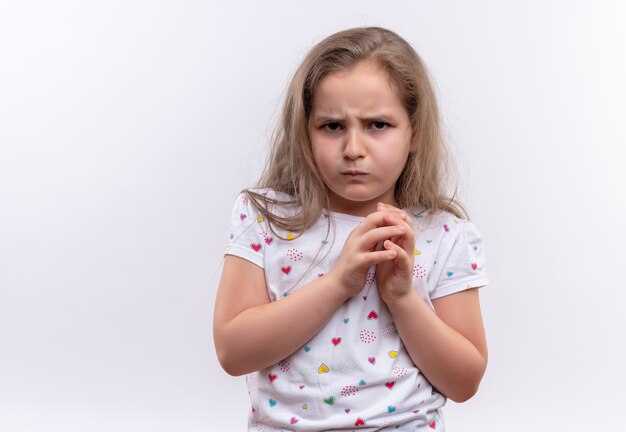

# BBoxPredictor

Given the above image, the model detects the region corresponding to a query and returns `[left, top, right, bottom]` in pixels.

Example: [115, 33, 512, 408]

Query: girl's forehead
[311, 61, 403, 114]
[322, 59, 392, 85]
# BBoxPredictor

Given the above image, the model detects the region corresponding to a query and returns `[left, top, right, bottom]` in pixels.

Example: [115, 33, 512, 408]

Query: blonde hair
[247, 26, 469, 235]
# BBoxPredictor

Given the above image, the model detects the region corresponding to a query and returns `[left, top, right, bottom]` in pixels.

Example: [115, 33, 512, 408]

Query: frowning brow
[310, 114, 395, 125]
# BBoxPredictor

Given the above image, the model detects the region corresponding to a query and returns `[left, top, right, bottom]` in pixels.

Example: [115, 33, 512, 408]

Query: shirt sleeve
[224, 193, 266, 268]
[428, 217, 490, 300]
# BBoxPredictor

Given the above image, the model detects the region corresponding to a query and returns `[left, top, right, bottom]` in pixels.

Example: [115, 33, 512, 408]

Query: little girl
[214, 27, 490, 431]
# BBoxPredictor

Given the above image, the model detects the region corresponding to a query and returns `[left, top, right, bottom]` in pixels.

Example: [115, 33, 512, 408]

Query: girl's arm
[386, 288, 487, 403]
[375, 203, 488, 403]
[214, 213, 405, 376]
[213, 255, 349, 376]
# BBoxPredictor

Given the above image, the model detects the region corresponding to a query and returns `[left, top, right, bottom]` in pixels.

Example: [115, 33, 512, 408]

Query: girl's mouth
[342, 170, 367, 176]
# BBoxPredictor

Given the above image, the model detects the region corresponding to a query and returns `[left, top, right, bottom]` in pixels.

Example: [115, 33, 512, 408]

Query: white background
[1, 1, 625, 430]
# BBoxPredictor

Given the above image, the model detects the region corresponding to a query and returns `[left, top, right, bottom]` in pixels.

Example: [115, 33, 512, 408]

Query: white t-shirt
[224, 189, 490, 431]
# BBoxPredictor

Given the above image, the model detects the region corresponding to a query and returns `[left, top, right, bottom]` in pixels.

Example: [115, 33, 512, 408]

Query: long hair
[247, 26, 469, 236]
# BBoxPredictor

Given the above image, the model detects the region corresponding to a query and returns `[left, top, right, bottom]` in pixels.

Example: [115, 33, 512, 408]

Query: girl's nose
[343, 128, 365, 160]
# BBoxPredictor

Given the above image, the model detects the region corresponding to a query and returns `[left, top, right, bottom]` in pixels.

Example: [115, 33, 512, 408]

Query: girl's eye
[323, 123, 342, 132]
[371, 121, 388, 130]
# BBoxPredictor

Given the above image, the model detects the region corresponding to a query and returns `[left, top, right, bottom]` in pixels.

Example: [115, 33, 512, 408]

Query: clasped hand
[328, 202, 416, 306]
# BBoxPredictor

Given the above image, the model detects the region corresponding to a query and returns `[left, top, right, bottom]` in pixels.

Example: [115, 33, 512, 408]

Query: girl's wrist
[382, 286, 420, 310]
[323, 269, 354, 303]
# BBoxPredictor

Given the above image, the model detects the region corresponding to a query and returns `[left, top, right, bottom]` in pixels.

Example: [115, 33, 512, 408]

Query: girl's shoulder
[412, 207, 478, 236]
[410, 207, 453, 223]
[237, 187, 302, 219]
[244, 187, 293, 203]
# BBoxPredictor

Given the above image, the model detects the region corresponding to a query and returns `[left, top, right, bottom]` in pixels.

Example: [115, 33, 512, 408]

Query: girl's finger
[377, 202, 407, 216]
[358, 211, 414, 247]
[383, 240, 412, 272]
[378, 206, 413, 229]
[383, 218, 415, 248]
[360, 248, 396, 267]
[360, 225, 408, 249]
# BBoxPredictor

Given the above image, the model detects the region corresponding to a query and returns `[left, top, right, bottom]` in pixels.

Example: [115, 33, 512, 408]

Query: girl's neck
[326, 196, 400, 217]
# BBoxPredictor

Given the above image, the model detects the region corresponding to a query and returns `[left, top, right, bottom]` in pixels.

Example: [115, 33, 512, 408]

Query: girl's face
[308, 60, 414, 217]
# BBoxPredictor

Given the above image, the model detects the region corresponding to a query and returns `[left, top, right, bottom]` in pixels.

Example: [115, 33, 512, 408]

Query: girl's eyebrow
[312, 113, 395, 123]
[312, 115, 342, 123]
[360, 114, 394, 123]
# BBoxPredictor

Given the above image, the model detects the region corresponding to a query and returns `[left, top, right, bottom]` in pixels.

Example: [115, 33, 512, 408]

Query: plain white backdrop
[1, 1, 625, 430]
